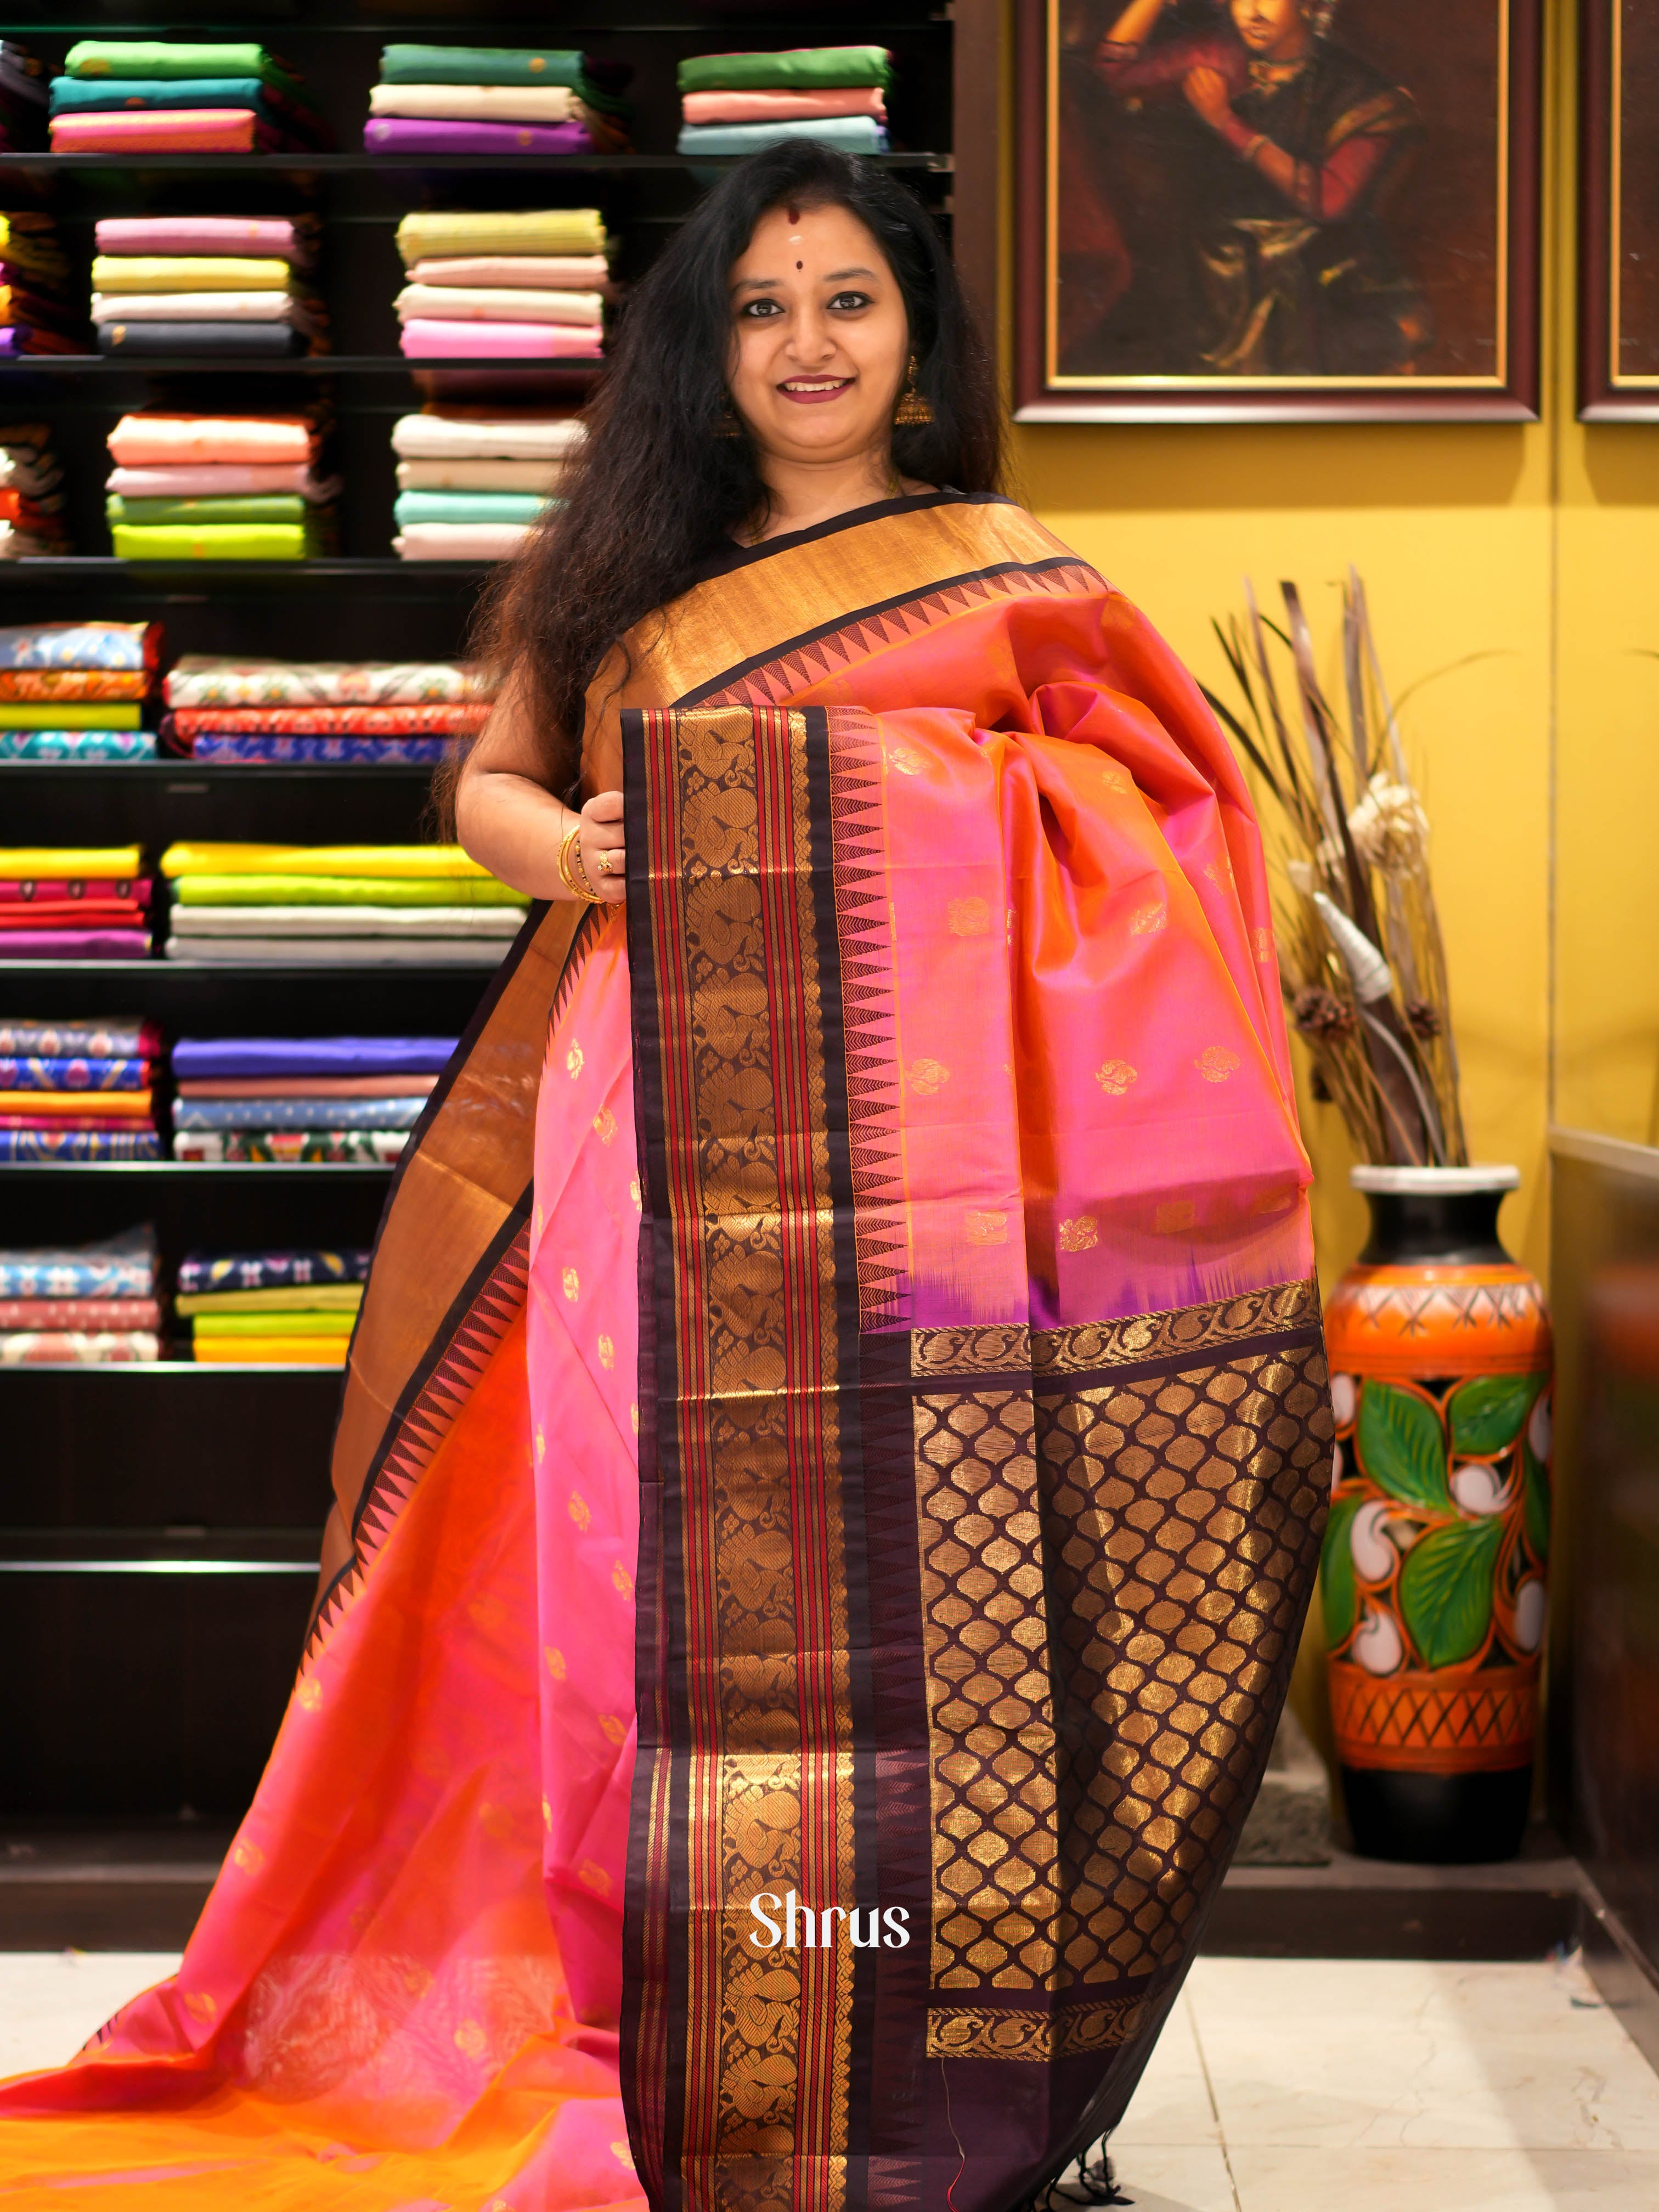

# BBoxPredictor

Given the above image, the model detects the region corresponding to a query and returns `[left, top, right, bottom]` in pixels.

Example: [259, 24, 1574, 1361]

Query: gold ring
[598, 850, 612, 874]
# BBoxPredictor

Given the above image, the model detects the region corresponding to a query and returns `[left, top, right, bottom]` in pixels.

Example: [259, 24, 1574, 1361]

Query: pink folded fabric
[105, 463, 335, 500]
[0, 929, 151, 958]
[106, 414, 315, 466]
[407, 255, 612, 291]
[51, 110, 282, 155]
[95, 217, 306, 258]
[398, 320, 603, 360]
[679, 87, 888, 124]
[364, 117, 593, 156]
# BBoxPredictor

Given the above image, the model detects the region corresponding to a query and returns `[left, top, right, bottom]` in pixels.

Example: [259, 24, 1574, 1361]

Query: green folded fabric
[0, 702, 142, 729]
[111, 522, 315, 561]
[107, 494, 306, 527]
[64, 42, 304, 98]
[194, 1311, 356, 1338]
[676, 46, 893, 94]
[174, 873, 530, 907]
[392, 490, 547, 527]
[379, 44, 584, 86]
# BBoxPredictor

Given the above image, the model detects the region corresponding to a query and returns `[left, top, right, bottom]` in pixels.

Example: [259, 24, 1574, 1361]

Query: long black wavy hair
[469, 139, 1004, 795]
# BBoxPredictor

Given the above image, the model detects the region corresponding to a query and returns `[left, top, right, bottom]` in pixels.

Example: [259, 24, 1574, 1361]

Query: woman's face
[1229, 0, 1313, 60]
[726, 200, 910, 469]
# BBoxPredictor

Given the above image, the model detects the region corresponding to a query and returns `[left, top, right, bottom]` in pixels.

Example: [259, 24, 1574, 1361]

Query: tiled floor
[1, 1951, 1656, 2207]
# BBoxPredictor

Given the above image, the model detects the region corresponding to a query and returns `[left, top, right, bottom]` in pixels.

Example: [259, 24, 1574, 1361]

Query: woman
[0, 145, 1330, 2211]
[1081, 0, 1427, 375]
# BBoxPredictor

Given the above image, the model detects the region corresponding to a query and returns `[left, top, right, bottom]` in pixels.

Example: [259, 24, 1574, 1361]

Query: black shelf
[0, 151, 949, 174]
[5, 354, 602, 377]
[2, 557, 497, 578]
[0, 1160, 394, 1177]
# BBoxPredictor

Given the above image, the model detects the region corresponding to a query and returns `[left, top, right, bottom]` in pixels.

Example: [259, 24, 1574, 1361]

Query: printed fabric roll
[174, 1095, 432, 1131]
[680, 87, 886, 123]
[395, 209, 606, 262]
[50, 111, 284, 154]
[365, 118, 594, 157]
[0, 1229, 156, 1297]
[163, 656, 486, 707]
[98, 324, 307, 358]
[676, 115, 887, 155]
[111, 521, 315, 560]
[676, 46, 894, 93]
[0, 1020, 156, 1055]
[377, 45, 587, 87]
[177, 740, 455, 768]
[0, 667, 148, 700]
[0, 731, 156, 761]
[392, 490, 546, 528]
[390, 413, 585, 461]
[168, 702, 484, 735]
[0, 1297, 162, 1329]
[0, 622, 156, 670]
[172, 1129, 408, 1163]
[176, 1250, 371, 1294]
[95, 216, 311, 258]
[173, 1036, 458, 1079]
[0, 1323, 160, 1353]
[106, 414, 315, 466]
[0, 1055, 151, 1091]
[399, 319, 601, 359]
[394, 520, 531, 560]
[394, 284, 602, 325]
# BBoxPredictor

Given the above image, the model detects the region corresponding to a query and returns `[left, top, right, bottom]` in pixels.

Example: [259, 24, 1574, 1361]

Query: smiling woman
[0, 142, 1333, 2212]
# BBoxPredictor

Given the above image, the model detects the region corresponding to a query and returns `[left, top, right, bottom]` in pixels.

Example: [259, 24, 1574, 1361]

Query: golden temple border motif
[909, 1277, 1321, 1385]
[926, 1996, 1149, 2063]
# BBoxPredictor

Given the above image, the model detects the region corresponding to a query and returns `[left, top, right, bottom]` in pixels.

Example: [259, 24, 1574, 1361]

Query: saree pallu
[0, 493, 1329, 2211]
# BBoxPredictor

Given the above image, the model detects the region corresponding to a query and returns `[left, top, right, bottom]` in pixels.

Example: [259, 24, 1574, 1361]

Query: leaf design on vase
[1356, 1379, 1451, 1512]
[1321, 1492, 1362, 1650]
[1397, 1516, 1506, 1669]
[1448, 1372, 1547, 1457]
[1522, 1439, 1551, 1563]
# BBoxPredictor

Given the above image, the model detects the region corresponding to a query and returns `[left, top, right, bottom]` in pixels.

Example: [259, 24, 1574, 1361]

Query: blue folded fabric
[675, 116, 887, 155]
[173, 1095, 431, 1131]
[177, 1248, 371, 1295]
[48, 74, 323, 136]
[392, 490, 549, 528]
[0, 1130, 161, 1163]
[0, 1227, 156, 1295]
[173, 1036, 458, 1079]
[0, 1056, 150, 1090]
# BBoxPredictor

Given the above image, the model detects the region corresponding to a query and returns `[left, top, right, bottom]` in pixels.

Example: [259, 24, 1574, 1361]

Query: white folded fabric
[369, 82, 581, 123]
[394, 521, 532, 561]
[394, 284, 603, 325]
[408, 254, 611, 290]
[170, 905, 524, 937]
[92, 291, 319, 330]
[396, 457, 566, 493]
[166, 936, 510, 964]
[391, 414, 587, 462]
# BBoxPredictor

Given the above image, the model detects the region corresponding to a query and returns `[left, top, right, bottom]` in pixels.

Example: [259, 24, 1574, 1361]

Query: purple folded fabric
[399, 318, 604, 360]
[0, 928, 151, 958]
[363, 117, 595, 156]
[173, 1036, 459, 1079]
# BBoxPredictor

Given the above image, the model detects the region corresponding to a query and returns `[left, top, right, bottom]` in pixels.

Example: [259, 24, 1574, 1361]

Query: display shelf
[0, 151, 950, 174]
[0, 1528, 320, 1569]
[4, 356, 602, 378]
[0, 1358, 348, 1372]
[0, 1160, 395, 1177]
[0, 558, 503, 580]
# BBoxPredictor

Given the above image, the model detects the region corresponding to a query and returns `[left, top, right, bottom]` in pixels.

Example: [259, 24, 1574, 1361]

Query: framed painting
[1581, 1, 1659, 418]
[1014, 0, 1543, 422]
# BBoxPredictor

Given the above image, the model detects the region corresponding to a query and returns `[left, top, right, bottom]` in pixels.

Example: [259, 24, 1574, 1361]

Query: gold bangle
[558, 822, 598, 903]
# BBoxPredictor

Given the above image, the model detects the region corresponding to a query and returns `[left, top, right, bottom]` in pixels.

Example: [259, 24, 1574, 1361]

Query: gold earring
[716, 400, 742, 438]
[894, 355, 932, 426]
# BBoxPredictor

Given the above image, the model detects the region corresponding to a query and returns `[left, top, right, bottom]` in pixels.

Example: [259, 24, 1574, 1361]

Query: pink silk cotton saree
[0, 493, 1332, 2212]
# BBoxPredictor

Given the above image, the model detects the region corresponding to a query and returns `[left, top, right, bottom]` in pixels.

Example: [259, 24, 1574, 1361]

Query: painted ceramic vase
[1322, 1166, 1552, 1863]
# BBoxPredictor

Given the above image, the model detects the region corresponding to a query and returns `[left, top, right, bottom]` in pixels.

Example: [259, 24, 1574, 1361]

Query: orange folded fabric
[106, 411, 315, 467]
[0, 1089, 153, 1118]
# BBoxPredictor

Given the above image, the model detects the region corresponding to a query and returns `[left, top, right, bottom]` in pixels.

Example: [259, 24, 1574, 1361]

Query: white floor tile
[1229, 2147, 1659, 2210]
[1105, 2143, 1238, 2212]
[0, 1952, 178, 2078]
[1183, 1957, 1659, 2152]
[1114, 1993, 1222, 2146]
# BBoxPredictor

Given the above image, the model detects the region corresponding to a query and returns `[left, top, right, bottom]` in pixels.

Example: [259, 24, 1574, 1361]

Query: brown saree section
[624, 703, 1331, 2212]
[309, 900, 594, 1650]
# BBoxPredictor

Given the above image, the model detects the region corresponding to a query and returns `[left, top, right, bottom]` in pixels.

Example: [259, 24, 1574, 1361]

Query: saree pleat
[0, 493, 1329, 2212]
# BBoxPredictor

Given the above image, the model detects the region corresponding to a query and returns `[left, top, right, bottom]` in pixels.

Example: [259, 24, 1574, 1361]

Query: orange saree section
[0, 1309, 640, 2212]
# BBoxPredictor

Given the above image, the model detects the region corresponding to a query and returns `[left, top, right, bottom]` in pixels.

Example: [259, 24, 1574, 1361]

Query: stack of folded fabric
[92, 216, 325, 360]
[0, 847, 153, 957]
[0, 620, 158, 763]
[366, 43, 630, 156]
[0, 40, 47, 150]
[171, 1036, 457, 1165]
[0, 423, 72, 557]
[393, 208, 607, 364]
[160, 654, 491, 765]
[0, 213, 87, 356]
[105, 413, 337, 561]
[392, 409, 584, 561]
[0, 1015, 161, 1160]
[677, 46, 891, 155]
[160, 843, 528, 966]
[176, 1244, 371, 1364]
[0, 1226, 160, 1362]
[49, 41, 329, 155]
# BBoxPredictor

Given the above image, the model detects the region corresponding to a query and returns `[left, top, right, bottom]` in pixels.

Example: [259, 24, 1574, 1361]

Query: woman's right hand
[579, 788, 626, 902]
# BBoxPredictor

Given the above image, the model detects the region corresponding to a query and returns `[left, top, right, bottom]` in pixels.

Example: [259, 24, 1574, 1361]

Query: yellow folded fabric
[160, 842, 490, 879]
[0, 1089, 152, 1116]
[396, 209, 605, 264]
[174, 1283, 363, 1315]
[193, 1310, 355, 1337]
[0, 847, 143, 877]
[193, 1338, 348, 1364]
[92, 256, 292, 294]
